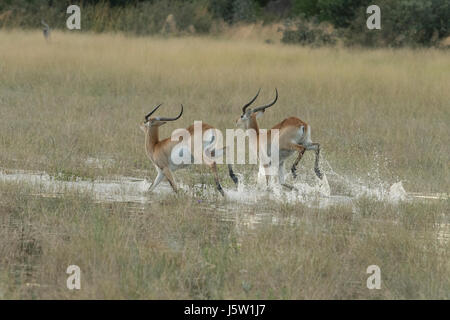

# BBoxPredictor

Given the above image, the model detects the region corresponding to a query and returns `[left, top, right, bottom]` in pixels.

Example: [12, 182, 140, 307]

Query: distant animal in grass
[41, 20, 51, 42]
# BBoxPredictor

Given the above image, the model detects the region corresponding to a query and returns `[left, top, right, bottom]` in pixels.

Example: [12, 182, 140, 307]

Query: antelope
[41, 20, 50, 41]
[236, 89, 323, 190]
[140, 103, 238, 197]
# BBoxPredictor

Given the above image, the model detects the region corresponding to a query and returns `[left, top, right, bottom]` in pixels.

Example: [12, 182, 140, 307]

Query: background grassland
[1, 30, 449, 192]
[0, 182, 448, 299]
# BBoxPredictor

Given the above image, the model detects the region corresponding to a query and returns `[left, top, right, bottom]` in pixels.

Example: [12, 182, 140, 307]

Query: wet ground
[1, 164, 449, 250]
[1, 164, 448, 231]
[0, 159, 450, 242]
[1, 163, 447, 206]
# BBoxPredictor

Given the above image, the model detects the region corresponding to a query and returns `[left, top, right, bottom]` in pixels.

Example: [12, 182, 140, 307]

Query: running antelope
[236, 89, 323, 189]
[140, 103, 238, 196]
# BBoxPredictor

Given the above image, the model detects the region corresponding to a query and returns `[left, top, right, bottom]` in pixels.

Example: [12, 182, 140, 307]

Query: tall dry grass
[0, 29, 449, 192]
[0, 182, 448, 299]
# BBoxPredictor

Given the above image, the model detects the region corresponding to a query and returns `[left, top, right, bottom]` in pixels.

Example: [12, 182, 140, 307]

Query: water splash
[0, 162, 444, 209]
[388, 181, 408, 203]
[319, 159, 395, 201]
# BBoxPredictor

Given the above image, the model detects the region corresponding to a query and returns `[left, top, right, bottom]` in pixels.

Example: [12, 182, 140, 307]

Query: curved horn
[253, 88, 278, 113]
[242, 88, 261, 114]
[145, 103, 163, 120]
[157, 104, 184, 122]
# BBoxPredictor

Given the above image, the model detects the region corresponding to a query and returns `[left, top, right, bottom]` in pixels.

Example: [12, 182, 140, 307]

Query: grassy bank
[0, 181, 448, 299]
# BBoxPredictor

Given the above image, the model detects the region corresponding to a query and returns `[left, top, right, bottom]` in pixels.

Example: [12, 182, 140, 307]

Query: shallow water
[1, 166, 448, 243]
[0, 166, 447, 207]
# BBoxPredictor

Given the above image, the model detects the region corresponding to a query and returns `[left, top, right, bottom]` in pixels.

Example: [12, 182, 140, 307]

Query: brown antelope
[140, 103, 237, 196]
[236, 89, 323, 189]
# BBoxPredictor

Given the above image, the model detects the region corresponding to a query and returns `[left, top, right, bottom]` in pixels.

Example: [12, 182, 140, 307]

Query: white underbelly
[169, 144, 194, 171]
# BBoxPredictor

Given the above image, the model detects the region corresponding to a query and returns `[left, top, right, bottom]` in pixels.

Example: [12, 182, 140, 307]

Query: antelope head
[236, 88, 278, 129]
[140, 103, 184, 133]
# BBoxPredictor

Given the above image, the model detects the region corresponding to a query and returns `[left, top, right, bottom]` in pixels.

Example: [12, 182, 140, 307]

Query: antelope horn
[156, 104, 184, 122]
[242, 88, 261, 114]
[253, 88, 278, 113]
[145, 103, 163, 121]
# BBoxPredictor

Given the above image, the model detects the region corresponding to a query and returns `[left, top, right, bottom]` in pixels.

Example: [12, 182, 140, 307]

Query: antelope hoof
[230, 174, 238, 185]
[291, 166, 297, 179]
[314, 167, 323, 180]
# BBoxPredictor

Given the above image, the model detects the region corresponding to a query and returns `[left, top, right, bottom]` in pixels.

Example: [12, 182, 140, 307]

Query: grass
[0, 30, 449, 299]
[0, 30, 449, 192]
[0, 182, 448, 299]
